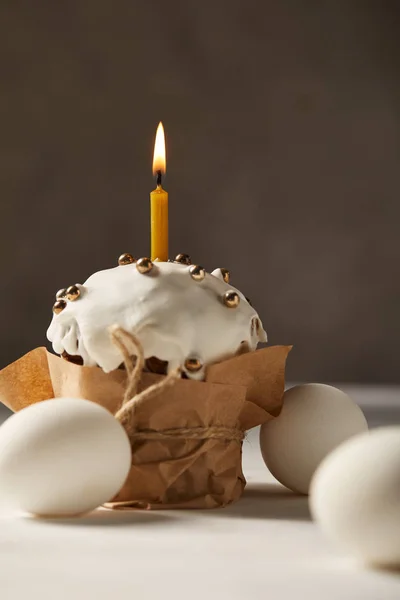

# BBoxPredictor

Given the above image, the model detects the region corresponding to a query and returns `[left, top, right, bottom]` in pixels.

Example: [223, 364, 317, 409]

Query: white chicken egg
[0, 397, 131, 517]
[310, 427, 400, 569]
[259, 384, 368, 494]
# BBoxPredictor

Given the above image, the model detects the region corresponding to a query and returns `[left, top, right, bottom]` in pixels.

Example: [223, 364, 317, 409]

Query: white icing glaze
[47, 261, 267, 379]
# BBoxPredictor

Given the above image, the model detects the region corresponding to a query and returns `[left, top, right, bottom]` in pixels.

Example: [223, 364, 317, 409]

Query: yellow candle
[151, 122, 168, 262]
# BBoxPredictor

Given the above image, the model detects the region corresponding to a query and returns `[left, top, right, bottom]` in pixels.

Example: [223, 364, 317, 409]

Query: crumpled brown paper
[0, 345, 291, 509]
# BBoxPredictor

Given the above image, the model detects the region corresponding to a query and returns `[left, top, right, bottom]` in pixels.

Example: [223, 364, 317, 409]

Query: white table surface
[0, 385, 399, 600]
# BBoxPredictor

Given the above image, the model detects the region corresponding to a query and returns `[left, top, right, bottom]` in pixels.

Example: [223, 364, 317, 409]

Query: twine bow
[109, 325, 244, 443]
[109, 325, 180, 431]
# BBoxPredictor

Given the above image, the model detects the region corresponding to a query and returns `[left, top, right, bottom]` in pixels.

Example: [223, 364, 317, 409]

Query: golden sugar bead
[174, 253, 192, 265]
[53, 300, 67, 314]
[136, 257, 154, 274]
[184, 357, 203, 372]
[118, 253, 136, 266]
[55, 288, 67, 300]
[189, 265, 206, 281]
[223, 291, 240, 308]
[220, 268, 230, 284]
[65, 285, 81, 301]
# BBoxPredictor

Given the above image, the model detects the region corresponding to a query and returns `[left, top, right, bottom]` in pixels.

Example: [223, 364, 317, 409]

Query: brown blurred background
[1, 1, 399, 383]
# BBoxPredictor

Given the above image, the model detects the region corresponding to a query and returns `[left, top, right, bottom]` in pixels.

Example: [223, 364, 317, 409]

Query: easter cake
[0, 120, 291, 511]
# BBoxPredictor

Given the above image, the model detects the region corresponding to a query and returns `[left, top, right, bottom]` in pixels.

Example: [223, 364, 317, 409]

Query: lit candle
[150, 122, 168, 262]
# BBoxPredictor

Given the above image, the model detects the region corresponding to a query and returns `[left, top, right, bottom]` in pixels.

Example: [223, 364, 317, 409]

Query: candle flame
[152, 122, 166, 175]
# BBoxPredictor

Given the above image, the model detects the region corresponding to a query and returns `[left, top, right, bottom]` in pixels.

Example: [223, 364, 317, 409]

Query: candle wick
[156, 170, 162, 187]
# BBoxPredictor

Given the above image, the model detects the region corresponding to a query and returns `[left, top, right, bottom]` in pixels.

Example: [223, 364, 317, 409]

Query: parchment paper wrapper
[0, 345, 291, 509]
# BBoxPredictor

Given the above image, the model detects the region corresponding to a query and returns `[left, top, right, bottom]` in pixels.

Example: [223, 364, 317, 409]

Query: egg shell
[0, 398, 131, 517]
[259, 384, 368, 494]
[310, 427, 400, 568]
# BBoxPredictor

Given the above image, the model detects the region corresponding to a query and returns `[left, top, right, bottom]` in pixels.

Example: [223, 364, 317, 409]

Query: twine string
[109, 325, 145, 405]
